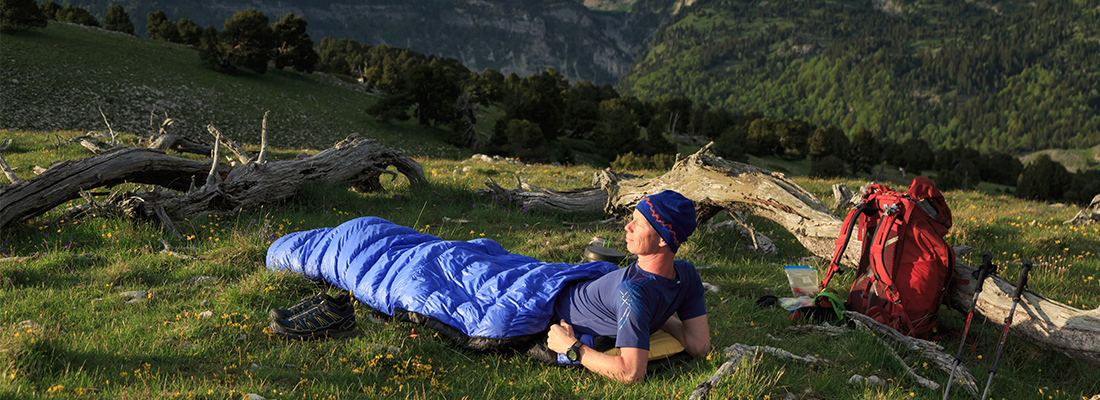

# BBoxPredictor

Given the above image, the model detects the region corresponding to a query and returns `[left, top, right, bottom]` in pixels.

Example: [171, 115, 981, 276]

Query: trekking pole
[980, 260, 1032, 400]
[942, 251, 997, 400]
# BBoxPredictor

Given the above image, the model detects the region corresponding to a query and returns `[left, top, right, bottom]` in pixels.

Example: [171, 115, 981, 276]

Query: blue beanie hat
[635, 190, 697, 253]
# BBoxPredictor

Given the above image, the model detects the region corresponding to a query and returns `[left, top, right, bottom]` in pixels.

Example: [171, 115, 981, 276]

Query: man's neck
[635, 251, 676, 279]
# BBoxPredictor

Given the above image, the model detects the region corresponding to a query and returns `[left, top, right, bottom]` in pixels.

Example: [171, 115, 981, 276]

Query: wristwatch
[566, 340, 583, 362]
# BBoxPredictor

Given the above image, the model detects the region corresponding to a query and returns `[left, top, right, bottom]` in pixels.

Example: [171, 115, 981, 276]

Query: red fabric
[821, 178, 955, 338]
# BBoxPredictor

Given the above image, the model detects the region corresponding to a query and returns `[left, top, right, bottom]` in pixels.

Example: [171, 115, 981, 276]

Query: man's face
[625, 209, 666, 255]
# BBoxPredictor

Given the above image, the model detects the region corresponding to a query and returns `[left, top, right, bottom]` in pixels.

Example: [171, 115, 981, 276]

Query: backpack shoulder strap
[820, 202, 869, 289]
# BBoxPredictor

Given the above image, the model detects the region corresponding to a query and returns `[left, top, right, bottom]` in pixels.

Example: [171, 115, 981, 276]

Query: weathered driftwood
[0, 135, 427, 230]
[1064, 194, 1100, 225]
[844, 311, 978, 398]
[483, 176, 612, 214]
[688, 343, 831, 400]
[1, 153, 20, 184]
[484, 142, 1100, 368]
[146, 134, 214, 155]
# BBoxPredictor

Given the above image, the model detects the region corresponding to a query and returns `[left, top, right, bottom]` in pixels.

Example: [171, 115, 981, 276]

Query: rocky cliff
[70, 0, 668, 85]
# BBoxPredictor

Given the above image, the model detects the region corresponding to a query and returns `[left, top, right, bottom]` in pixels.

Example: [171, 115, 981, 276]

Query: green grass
[0, 22, 466, 159]
[3, 130, 1099, 399]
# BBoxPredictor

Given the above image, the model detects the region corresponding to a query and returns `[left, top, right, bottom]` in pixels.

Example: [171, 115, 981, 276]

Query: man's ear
[658, 239, 668, 248]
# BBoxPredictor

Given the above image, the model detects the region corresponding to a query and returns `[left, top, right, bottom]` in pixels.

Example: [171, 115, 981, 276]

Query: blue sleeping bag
[265, 216, 618, 350]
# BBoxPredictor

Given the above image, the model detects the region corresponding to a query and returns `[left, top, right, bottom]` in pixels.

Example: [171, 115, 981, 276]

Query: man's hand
[547, 319, 576, 354]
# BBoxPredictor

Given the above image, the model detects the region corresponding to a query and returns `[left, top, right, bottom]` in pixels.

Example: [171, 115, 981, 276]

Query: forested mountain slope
[619, 0, 1100, 152]
[58, 0, 671, 85]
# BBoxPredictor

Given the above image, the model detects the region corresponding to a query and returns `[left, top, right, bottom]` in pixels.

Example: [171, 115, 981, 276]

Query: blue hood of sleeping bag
[266, 217, 618, 342]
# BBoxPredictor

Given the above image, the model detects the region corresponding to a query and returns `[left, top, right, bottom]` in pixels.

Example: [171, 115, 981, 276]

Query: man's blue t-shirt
[552, 259, 706, 350]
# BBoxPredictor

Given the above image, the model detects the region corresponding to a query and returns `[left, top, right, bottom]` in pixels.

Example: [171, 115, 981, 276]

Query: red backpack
[820, 177, 956, 338]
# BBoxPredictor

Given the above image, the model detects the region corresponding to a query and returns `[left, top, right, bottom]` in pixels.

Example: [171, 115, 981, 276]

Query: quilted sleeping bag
[265, 216, 618, 350]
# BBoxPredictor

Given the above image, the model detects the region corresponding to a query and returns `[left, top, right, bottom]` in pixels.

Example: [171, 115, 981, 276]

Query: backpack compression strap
[819, 202, 870, 290]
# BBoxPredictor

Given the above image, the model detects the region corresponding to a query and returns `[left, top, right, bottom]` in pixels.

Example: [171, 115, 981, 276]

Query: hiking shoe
[270, 299, 357, 340]
[268, 291, 351, 320]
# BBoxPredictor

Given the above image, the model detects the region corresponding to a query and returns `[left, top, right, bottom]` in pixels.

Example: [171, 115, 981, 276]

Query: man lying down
[265, 190, 711, 383]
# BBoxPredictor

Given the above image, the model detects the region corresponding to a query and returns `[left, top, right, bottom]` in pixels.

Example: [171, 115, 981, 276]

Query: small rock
[199, 310, 214, 319]
[865, 375, 885, 386]
[373, 344, 401, 355]
[701, 282, 720, 293]
[120, 291, 148, 299]
[10, 79, 18, 84]
[848, 374, 864, 384]
[201, 300, 210, 307]
[238, 334, 249, 341]
[250, 363, 261, 370]
[245, 394, 264, 400]
[16, 320, 42, 332]
[185, 276, 218, 285]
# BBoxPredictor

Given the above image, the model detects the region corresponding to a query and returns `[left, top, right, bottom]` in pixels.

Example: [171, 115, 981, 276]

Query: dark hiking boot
[268, 291, 351, 320]
[269, 299, 357, 340]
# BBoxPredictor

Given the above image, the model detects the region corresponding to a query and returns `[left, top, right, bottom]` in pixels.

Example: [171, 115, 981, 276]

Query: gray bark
[0, 135, 426, 230]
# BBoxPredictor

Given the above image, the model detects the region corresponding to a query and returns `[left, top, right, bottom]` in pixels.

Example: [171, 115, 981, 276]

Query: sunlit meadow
[1, 130, 1098, 399]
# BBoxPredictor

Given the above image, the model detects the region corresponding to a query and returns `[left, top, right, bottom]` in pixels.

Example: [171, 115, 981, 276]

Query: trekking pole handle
[974, 251, 996, 294]
[1012, 261, 1033, 301]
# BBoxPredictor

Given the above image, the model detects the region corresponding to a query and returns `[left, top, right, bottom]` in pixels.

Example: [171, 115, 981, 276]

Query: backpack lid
[904, 177, 952, 229]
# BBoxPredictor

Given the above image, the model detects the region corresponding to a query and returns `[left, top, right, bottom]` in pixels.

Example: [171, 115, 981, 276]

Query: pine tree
[1016, 155, 1072, 202]
[220, 8, 275, 74]
[593, 98, 641, 161]
[847, 126, 880, 174]
[103, 4, 133, 34]
[197, 25, 232, 72]
[1, 0, 47, 32]
[271, 13, 319, 73]
[56, 5, 97, 27]
[146, 10, 179, 42]
[501, 119, 549, 162]
[37, 1, 60, 21]
[176, 18, 202, 46]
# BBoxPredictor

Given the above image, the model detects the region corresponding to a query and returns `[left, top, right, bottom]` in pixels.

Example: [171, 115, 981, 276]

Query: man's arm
[548, 320, 649, 383]
[661, 314, 711, 356]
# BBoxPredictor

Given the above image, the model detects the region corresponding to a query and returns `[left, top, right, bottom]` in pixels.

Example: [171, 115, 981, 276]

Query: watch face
[567, 348, 579, 362]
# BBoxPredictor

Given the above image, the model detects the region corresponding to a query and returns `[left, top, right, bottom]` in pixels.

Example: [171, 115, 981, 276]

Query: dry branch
[258, 111, 270, 164]
[0, 154, 20, 184]
[207, 124, 252, 165]
[845, 311, 978, 398]
[0, 135, 426, 230]
[688, 343, 830, 400]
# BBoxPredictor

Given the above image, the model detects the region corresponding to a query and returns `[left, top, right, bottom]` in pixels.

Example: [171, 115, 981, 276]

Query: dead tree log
[483, 142, 1100, 368]
[949, 263, 1100, 368]
[145, 134, 213, 156]
[483, 143, 858, 265]
[0, 135, 426, 230]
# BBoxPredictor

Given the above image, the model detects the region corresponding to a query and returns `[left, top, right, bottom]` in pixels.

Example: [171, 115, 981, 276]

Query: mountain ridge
[57, 0, 671, 85]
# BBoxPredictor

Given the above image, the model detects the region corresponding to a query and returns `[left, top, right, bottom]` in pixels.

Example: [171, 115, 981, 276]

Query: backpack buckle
[883, 203, 900, 216]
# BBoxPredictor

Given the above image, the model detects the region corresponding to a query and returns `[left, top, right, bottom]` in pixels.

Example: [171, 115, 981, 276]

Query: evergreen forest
[620, 0, 1100, 153]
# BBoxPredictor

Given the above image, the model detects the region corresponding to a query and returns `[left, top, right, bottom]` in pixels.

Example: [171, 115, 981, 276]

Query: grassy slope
[2, 130, 1099, 399]
[0, 22, 465, 158]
